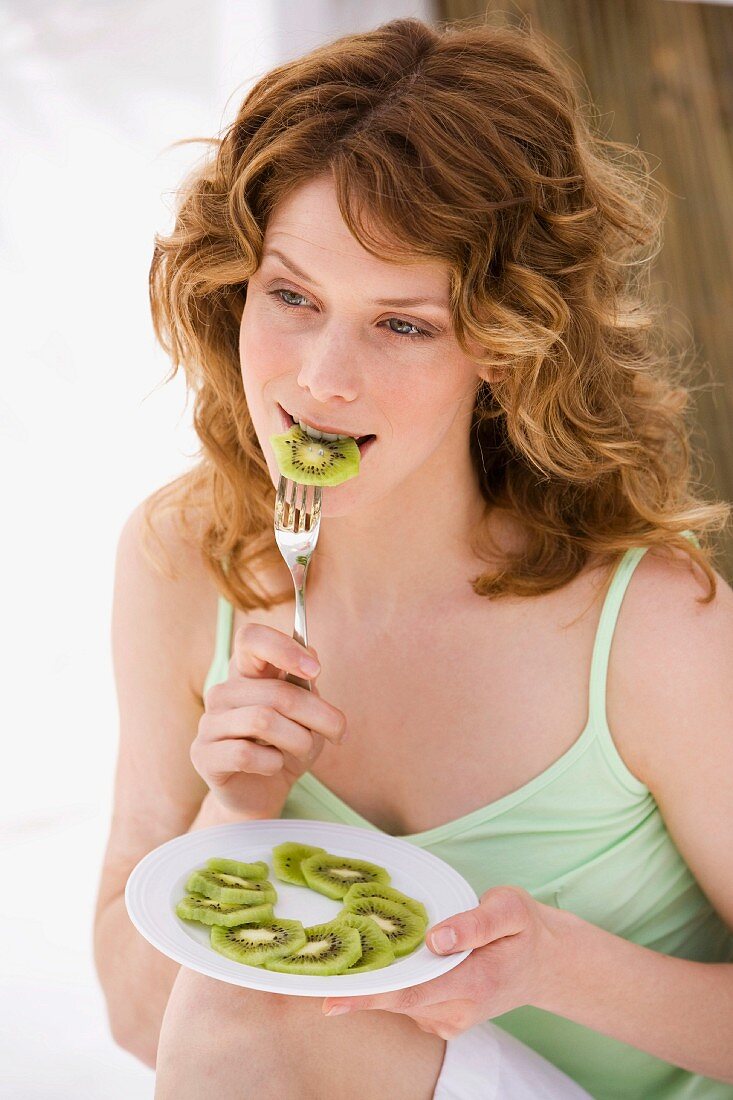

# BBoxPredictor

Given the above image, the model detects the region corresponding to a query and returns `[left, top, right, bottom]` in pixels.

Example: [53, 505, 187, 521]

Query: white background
[0, 1, 434, 1095]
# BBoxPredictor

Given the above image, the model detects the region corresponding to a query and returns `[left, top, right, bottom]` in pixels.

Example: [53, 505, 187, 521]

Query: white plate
[125, 818, 478, 998]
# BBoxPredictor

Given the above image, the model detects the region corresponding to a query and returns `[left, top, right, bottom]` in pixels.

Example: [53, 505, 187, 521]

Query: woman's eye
[383, 319, 422, 334]
[276, 288, 308, 307]
[268, 288, 433, 340]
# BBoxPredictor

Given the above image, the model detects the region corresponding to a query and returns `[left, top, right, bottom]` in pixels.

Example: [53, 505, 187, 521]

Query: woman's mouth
[276, 404, 377, 457]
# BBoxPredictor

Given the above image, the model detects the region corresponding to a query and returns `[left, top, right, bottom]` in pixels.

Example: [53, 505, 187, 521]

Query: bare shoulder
[118, 494, 218, 700]
[608, 541, 733, 789]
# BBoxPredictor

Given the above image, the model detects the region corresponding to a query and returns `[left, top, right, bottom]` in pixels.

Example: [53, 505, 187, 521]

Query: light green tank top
[203, 532, 733, 1099]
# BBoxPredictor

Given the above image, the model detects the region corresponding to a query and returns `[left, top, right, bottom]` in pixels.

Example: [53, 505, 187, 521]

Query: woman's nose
[294, 332, 362, 405]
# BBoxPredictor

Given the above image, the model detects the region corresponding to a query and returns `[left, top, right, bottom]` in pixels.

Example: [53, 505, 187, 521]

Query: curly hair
[144, 13, 730, 611]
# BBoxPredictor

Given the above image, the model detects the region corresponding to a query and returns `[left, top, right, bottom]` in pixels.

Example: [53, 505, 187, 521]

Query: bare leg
[155, 967, 447, 1100]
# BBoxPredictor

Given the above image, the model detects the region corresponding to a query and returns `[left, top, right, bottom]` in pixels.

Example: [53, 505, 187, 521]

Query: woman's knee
[158, 967, 287, 1049]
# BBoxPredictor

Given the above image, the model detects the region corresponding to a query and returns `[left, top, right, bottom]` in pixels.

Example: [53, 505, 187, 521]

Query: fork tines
[275, 476, 322, 532]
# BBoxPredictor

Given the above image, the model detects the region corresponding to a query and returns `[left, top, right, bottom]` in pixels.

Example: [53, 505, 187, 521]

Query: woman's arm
[541, 552, 733, 1081]
[538, 911, 733, 1082]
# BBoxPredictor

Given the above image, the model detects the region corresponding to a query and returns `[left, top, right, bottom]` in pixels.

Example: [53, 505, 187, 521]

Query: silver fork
[273, 475, 322, 691]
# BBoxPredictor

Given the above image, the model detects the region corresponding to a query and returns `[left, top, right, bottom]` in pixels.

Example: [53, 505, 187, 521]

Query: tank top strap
[220, 555, 235, 660]
[203, 558, 236, 697]
[587, 529, 700, 729]
[213, 594, 234, 666]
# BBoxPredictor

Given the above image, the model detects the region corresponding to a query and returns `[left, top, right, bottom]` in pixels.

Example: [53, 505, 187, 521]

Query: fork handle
[284, 569, 312, 693]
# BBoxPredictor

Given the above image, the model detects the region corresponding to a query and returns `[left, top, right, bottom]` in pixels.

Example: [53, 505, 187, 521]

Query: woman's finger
[193, 734, 284, 782]
[198, 705, 316, 762]
[230, 621, 321, 680]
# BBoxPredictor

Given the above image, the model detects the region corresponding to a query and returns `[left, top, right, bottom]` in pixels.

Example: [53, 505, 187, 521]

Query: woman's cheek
[240, 319, 289, 387]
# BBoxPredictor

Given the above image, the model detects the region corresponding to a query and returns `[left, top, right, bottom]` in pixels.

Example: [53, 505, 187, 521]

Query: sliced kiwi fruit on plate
[300, 851, 391, 900]
[269, 425, 362, 487]
[341, 895, 427, 958]
[264, 918, 363, 975]
[174, 845, 431, 975]
[272, 841, 327, 887]
[205, 856, 269, 880]
[338, 912, 396, 974]
[176, 893, 275, 928]
[343, 881, 429, 925]
[186, 868, 278, 906]
[211, 917, 308, 966]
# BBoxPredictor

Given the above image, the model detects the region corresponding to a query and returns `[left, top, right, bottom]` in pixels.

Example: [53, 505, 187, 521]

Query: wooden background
[437, 0, 733, 578]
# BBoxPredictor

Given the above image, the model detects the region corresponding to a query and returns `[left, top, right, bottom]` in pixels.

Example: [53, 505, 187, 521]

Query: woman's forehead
[263, 176, 449, 284]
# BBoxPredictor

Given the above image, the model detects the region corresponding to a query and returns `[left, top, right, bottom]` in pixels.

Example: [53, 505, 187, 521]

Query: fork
[273, 475, 323, 692]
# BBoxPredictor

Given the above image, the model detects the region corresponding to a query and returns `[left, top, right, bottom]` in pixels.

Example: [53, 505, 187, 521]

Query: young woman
[93, 16, 733, 1099]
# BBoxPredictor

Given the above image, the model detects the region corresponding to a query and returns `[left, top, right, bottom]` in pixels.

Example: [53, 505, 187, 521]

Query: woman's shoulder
[621, 541, 732, 639]
[124, 493, 221, 701]
[606, 540, 733, 787]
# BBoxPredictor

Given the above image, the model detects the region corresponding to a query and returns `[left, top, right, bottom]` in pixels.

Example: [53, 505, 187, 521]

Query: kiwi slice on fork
[269, 425, 361, 487]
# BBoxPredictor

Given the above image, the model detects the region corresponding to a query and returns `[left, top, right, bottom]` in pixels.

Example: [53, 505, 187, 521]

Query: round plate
[125, 818, 478, 998]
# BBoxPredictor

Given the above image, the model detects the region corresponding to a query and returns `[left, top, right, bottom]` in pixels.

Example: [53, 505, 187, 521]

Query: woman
[93, 16, 733, 1099]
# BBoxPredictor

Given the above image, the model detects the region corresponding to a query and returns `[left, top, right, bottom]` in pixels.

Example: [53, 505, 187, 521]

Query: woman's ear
[477, 365, 506, 385]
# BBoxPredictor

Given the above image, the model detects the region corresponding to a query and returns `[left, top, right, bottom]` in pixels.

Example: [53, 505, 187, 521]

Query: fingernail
[325, 1005, 351, 1016]
[432, 927, 456, 952]
[301, 657, 320, 675]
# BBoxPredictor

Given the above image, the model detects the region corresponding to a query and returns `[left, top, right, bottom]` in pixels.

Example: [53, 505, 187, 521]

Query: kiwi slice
[272, 841, 328, 887]
[300, 852, 391, 901]
[269, 425, 361, 487]
[263, 918, 363, 975]
[176, 893, 274, 928]
[186, 869, 277, 905]
[339, 912, 396, 974]
[210, 917, 307, 967]
[205, 856, 269, 880]
[343, 895, 426, 958]
[343, 882, 429, 925]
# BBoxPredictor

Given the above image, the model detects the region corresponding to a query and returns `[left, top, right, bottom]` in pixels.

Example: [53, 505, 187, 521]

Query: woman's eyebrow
[261, 247, 449, 310]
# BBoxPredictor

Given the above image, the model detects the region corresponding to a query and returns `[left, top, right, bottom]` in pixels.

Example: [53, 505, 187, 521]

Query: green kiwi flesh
[338, 913, 396, 974]
[175, 845, 430, 973]
[175, 893, 274, 928]
[343, 882, 429, 925]
[269, 425, 360, 487]
[205, 856, 269, 880]
[300, 852, 391, 901]
[210, 917, 307, 967]
[343, 895, 426, 958]
[186, 869, 277, 905]
[272, 841, 327, 887]
[263, 919, 363, 975]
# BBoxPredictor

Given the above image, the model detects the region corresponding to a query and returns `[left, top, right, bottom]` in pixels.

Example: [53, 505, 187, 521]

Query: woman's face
[240, 173, 485, 514]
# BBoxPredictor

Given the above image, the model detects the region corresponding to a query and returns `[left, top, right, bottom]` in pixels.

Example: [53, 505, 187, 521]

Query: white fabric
[433, 1021, 591, 1100]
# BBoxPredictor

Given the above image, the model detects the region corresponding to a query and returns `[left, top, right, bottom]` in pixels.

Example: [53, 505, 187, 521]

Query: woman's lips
[276, 403, 376, 456]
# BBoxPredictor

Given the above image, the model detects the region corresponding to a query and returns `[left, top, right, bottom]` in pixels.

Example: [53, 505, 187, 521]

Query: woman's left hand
[321, 885, 569, 1040]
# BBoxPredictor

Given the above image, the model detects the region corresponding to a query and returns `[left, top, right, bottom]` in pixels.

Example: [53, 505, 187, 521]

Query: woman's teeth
[296, 419, 352, 442]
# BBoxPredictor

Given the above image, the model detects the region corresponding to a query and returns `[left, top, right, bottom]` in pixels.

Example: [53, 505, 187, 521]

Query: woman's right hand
[191, 622, 348, 819]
